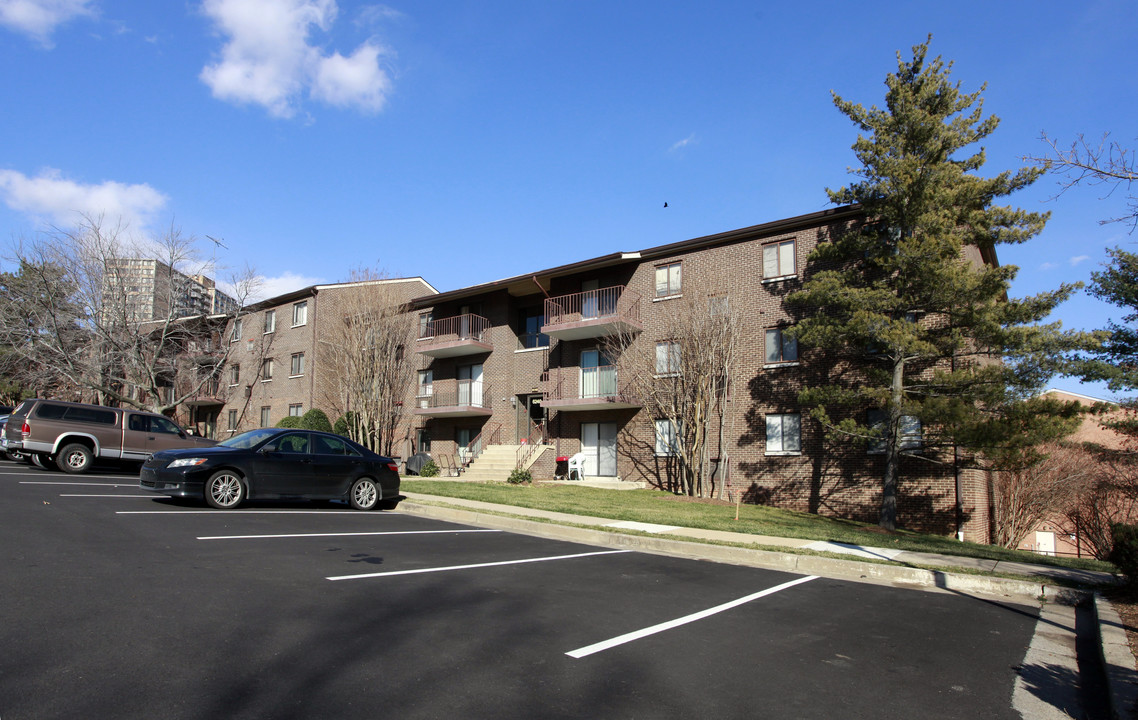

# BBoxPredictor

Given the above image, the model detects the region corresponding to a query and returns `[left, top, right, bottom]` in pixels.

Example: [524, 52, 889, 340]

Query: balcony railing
[416, 313, 493, 358]
[541, 365, 640, 411]
[412, 379, 494, 418]
[542, 286, 642, 341]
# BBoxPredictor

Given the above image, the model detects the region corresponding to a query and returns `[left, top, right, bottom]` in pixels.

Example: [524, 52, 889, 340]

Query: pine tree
[787, 37, 1084, 530]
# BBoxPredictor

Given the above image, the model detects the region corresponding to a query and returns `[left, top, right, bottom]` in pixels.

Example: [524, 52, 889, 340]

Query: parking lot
[1, 461, 1045, 719]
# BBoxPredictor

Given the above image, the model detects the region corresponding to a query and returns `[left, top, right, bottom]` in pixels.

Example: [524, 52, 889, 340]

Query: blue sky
[0, 1, 1134, 399]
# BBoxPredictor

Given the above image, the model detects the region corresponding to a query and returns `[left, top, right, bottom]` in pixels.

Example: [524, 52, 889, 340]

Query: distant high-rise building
[105, 259, 238, 321]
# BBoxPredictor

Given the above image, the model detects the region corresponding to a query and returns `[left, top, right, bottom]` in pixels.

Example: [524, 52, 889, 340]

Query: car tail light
[385, 461, 399, 473]
[21, 421, 30, 438]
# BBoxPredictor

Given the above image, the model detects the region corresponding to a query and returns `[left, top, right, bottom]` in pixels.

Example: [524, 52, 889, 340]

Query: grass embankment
[401, 479, 1115, 574]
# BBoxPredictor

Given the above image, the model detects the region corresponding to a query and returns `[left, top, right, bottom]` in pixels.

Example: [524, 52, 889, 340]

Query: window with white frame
[227, 409, 237, 430]
[292, 300, 308, 327]
[867, 410, 922, 453]
[229, 364, 240, 386]
[290, 352, 304, 377]
[765, 413, 801, 454]
[261, 358, 273, 381]
[260, 406, 271, 427]
[655, 418, 680, 456]
[231, 317, 243, 342]
[762, 239, 796, 279]
[418, 312, 433, 338]
[263, 309, 275, 334]
[765, 327, 798, 364]
[417, 370, 433, 408]
[709, 294, 729, 317]
[289, 404, 303, 417]
[655, 341, 681, 375]
[655, 262, 682, 298]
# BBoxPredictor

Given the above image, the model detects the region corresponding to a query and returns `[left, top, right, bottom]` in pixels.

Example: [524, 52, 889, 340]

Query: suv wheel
[57, 443, 94, 474]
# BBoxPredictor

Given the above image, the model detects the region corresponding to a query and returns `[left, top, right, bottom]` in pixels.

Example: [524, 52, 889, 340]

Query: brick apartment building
[406, 205, 994, 541]
[207, 278, 436, 438]
[186, 206, 998, 540]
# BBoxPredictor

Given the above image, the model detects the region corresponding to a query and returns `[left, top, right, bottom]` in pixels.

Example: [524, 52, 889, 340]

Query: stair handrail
[462, 422, 501, 466]
[516, 421, 547, 469]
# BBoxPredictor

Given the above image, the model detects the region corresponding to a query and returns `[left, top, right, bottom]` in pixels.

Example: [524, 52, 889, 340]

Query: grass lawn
[401, 479, 1115, 574]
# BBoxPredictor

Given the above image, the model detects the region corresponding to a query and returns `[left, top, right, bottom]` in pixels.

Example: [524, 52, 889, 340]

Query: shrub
[275, 416, 303, 429]
[300, 409, 333, 432]
[507, 468, 532, 485]
[419, 460, 439, 478]
[334, 412, 356, 437]
[1110, 523, 1138, 585]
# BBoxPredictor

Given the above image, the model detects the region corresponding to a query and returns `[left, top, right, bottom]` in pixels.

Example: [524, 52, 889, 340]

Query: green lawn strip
[400, 480, 1115, 574]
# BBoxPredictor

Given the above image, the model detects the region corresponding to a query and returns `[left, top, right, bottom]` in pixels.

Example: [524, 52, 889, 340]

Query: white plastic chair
[567, 452, 586, 481]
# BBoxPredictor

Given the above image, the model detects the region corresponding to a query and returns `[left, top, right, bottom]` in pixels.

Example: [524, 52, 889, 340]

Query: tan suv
[4, 399, 217, 474]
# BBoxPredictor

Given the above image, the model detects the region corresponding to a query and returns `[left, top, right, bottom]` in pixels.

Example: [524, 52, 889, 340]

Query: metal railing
[543, 365, 637, 405]
[544, 286, 640, 328]
[419, 313, 491, 343]
[415, 380, 491, 410]
[461, 422, 501, 466]
[516, 421, 547, 469]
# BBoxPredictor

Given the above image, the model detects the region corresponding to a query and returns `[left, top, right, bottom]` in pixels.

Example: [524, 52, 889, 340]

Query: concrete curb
[1095, 594, 1138, 720]
[396, 499, 1069, 603]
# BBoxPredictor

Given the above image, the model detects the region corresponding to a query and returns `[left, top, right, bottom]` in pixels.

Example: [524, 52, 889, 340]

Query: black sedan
[140, 428, 401, 511]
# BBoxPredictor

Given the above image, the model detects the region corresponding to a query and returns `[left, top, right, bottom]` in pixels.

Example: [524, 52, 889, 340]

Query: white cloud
[1069, 255, 1090, 267]
[670, 133, 698, 152]
[245, 271, 326, 303]
[0, 168, 168, 231]
[200, 0, 393, 118]
[0, 0, 94, 46]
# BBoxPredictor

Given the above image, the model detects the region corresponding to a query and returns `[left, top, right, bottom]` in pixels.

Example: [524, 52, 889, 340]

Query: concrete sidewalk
[396, 490, 1138, 719]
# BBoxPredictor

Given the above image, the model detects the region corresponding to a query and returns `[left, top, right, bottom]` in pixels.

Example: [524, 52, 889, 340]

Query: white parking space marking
[60, 494, 154, 498]
[198, 529, 502, 540]
[566, 575, 820, 659]
[117, 510, 385, 515]
[22, 481, 140, 487]
[327, 549, 633, 581]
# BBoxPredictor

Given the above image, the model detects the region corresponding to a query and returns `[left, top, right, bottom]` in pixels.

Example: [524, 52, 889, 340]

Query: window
[867, 410, 922, 454]
[762, 239, 796, 279]
[417, 370, 433, 408]
[263, 309, 275, 334]
[518, 308, 549, 349]
[419, 312, 433, 339]
[417, 429, 432, 453]
[229, 364, 240, 386]
[262, 358, 273, 381]
[260, 406, 271, 427]
[227, 409, 238, 431]
[290, 352, 304, 377]
[655, 419, 680, 456]
[709, 294, 729, 316]
[289, 403, 303, 417]
[655, 341, 681, 375]
[765, 328, 798, 364]
[231, 317, 243, 342]
[655, 262, 682, 298]
[292, 300, 307, 327]
[766, 413, 801, 455]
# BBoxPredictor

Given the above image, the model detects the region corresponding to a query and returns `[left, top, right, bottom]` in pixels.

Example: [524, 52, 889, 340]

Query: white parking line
[60, 494, 154, 498]
[565, 575, 820, 659]
[22, 481, 140, 487]
[117, 510, 391, 515]
[327, 549, 633, 581]
[198, 529, 502, 540]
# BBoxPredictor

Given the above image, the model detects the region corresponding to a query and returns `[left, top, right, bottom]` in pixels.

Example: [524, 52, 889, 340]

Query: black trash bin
[555, 456, 568, 480]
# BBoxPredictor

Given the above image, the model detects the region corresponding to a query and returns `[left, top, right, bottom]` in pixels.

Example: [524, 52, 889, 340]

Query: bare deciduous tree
[1057, 451, 1138, 560]
[606, 293, 738, 498]
[1, 214, 258, 413]
[320, 270, 417, 457]
[1029, 132, 1138, 229]
[991, 443, 1099, 549]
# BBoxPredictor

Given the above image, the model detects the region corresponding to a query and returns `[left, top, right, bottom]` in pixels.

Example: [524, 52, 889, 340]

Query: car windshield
[218, 428, 278, 449]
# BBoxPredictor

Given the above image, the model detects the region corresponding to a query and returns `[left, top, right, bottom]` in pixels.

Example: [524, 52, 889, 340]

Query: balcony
[542, 286, 642, 341]
[416, 313, 493, 358]
[182, 380, 224, 406]
[412, 380, 495, 418]
[541, 365, 641, 412]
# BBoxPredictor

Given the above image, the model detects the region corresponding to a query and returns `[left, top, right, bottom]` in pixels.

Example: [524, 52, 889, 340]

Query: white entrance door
[581, 422, 617, 477]
[458, 363, 483, 407]
[1034, 531, 1056, 556]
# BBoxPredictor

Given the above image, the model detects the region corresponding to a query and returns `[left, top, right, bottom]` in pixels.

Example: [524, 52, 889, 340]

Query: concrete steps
[459, 444, 547, 482]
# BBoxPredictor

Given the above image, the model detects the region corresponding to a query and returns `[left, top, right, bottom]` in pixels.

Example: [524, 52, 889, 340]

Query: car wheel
[349, 477, 379, 511]
[30, 453, 56, 471]
[205, 471, 244, 509]
[57, 443, 94, 474]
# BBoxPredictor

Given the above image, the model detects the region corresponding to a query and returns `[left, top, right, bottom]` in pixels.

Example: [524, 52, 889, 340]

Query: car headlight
[168, 457, 209, 468]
